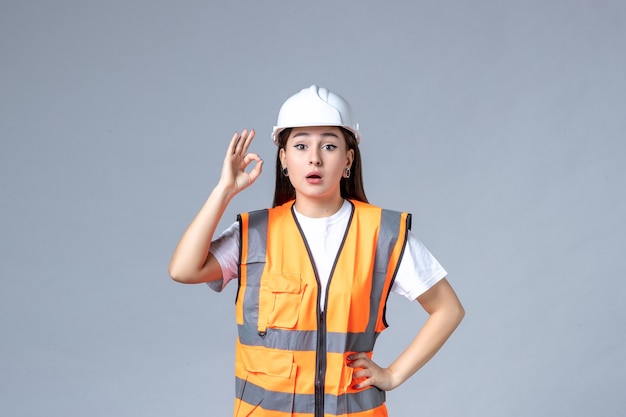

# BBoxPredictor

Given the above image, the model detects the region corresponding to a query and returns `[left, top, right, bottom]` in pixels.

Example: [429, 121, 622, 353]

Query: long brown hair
[272, 127, 368, 207]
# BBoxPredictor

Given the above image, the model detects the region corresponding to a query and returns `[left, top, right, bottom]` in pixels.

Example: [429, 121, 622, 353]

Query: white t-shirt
[209, 200, 447, 306]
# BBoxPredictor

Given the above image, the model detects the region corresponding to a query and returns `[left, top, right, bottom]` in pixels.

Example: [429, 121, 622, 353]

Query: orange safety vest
[234, 199, 411, 417]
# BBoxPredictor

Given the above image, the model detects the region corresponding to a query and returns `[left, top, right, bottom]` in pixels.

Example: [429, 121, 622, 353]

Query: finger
[247, 159, 264, 183]
[234, 129, 248, 154]
[352, 368, 370, 380]
[353, 377, 373, 390]
[227, 131, 241, 155]
[347, 359, 362, 369]
[242, 152, 261, 167]
[241, 153, 262, 178]
[347, 352, 369, 362]
[347, 357, 371, 369]
[240, 129, 256, 155]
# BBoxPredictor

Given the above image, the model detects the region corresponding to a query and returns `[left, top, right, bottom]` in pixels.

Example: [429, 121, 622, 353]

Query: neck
[294, 194, 344, 218]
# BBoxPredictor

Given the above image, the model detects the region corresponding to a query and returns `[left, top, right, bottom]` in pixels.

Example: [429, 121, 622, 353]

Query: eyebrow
[291, 131, 340, 139]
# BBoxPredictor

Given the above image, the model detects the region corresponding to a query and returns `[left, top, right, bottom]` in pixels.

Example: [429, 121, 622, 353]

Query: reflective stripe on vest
[234, 200, 410, 417]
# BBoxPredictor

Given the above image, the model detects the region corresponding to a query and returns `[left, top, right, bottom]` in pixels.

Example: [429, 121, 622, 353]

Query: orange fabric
[234, 200, 408, 416]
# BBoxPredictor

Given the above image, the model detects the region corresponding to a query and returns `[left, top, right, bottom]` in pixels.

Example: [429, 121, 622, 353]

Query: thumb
[247, 158, 264, 184]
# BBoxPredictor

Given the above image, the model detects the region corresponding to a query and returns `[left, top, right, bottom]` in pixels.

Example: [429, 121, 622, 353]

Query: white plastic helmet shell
[272, 85, 361, 145]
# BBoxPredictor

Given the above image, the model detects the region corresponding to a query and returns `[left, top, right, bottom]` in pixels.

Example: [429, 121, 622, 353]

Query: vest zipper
[315, 309, 326, 417]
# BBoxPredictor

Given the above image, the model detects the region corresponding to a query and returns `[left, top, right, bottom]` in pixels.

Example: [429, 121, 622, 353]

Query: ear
[279, 147, 287, 169]
[346, 148, 354, 168]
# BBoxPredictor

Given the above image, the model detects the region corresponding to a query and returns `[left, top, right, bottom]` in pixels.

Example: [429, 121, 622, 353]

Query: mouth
[306, 172, 322, 183]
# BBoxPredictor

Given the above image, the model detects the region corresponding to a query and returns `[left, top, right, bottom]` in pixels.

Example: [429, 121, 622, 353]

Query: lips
[305, 171, 323, 184]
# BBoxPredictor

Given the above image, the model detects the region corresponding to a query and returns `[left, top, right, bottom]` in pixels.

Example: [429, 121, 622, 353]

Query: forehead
[289, 126, 343, 138]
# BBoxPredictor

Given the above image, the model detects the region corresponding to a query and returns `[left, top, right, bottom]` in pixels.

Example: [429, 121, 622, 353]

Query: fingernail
[353, 384, 360, 389]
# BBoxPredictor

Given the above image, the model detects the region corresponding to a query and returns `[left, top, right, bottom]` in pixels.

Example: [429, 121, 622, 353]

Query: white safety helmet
[272, 85, 361, 146]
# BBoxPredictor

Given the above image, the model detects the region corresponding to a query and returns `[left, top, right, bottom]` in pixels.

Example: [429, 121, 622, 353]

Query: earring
[282, 167, 289, 177]
[344, 167, 351, 179]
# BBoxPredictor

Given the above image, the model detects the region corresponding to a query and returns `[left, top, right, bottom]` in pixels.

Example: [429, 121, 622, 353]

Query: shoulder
[238, 201, 295, 230]
[239, 200, 294, 217]
[349, 199, 407, 214]
[349, 199, 383, 217]
[350, 199, 412, 229]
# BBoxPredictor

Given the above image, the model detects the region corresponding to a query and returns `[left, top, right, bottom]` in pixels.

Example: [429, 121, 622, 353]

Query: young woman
[169, 85, 464, 417]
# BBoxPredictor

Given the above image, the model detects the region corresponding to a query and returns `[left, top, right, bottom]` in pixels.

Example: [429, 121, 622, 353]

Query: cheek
[283, 151, 300, 166]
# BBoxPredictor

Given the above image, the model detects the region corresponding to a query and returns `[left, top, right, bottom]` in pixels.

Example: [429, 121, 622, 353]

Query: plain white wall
[1, 1, 624, 416]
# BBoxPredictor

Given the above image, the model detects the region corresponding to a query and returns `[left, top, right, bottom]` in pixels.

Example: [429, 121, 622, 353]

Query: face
[280, 126, 354, 205]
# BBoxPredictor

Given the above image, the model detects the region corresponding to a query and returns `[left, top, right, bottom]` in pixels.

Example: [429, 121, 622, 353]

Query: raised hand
[218, 129, 263, 197]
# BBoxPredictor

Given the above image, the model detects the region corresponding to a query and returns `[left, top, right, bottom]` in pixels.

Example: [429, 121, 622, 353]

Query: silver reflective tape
[367, 209, 402, 332]
[240, 210, 268, 333]
[236, 377, 385, 414]
[238, 325, 380, 353]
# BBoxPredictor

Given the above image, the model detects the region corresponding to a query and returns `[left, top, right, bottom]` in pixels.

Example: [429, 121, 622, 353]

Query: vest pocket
[237, 345, 297, 416]
[341, 363, 355, 393]
[267, 272, 304, 329]
[342, 352, 368, 393]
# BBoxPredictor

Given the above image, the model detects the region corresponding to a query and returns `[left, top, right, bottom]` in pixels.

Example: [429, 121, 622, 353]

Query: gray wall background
[1, 1, 624, 416]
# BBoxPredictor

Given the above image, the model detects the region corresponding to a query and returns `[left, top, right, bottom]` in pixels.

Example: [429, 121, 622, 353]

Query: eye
[294, 144, 306, 150]
[322, 144, 337, 151]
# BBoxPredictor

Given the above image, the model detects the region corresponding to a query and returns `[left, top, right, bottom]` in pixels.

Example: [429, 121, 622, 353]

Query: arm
[348, 278, 464, 390]
[168, 129, 263, 284]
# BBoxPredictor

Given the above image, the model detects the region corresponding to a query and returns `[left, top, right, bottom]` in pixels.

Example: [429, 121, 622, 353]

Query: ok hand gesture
[219, 129, 263, 198]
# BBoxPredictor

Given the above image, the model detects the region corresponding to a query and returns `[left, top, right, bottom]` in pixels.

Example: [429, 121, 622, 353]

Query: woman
[169, 85, 464, 416]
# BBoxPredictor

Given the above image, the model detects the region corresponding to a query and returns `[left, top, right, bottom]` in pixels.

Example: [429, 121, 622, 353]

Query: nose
[309, 149, 322, 166]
